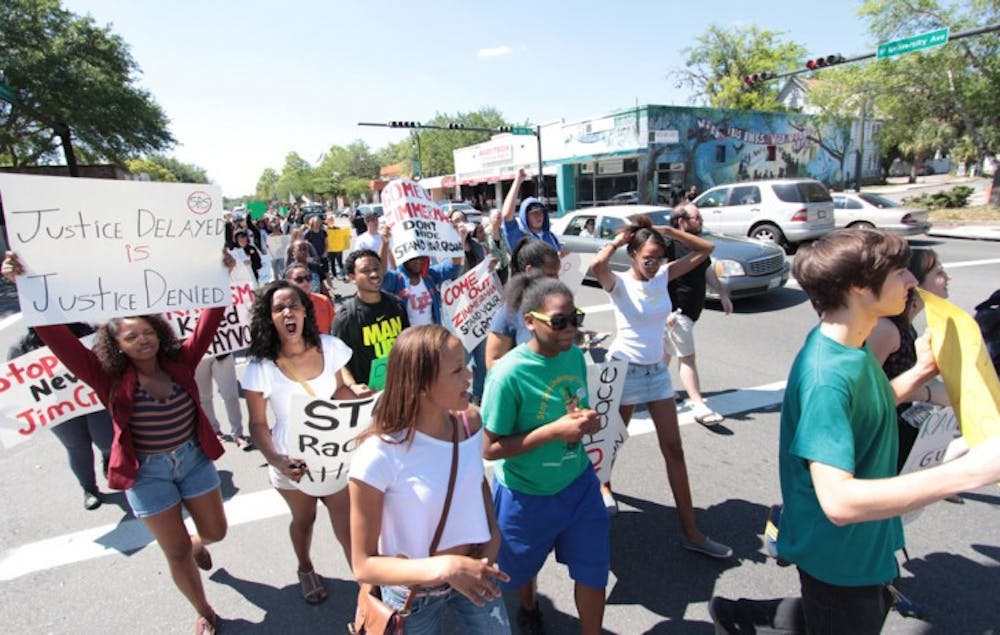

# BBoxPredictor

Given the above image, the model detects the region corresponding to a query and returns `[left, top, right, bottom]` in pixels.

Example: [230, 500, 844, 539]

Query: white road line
[0, 380, 789, 582]
[942, 258, 1000, 269]
[0, 312, 22, 332]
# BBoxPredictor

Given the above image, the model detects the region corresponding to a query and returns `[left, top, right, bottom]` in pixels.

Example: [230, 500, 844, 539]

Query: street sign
[652, 130, 679, 144]
[0, 82, 16, 104]
[510, 126, 534, 136]
[876, 27, 949, 59]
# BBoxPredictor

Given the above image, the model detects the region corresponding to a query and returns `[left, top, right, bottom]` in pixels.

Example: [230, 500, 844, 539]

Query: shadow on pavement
[607, 494, 770, 632]
[729, 287, 809, 314]
[898, 549, 1000, 632]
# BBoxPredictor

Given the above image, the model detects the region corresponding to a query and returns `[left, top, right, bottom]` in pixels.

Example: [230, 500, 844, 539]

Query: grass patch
[930, 205, 1000, 222]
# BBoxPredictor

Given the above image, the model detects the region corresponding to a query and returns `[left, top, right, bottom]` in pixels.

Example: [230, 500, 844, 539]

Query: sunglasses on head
[529, 308, 585, 330]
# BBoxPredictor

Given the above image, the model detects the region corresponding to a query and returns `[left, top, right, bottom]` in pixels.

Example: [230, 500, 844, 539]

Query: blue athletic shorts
[492, 465, 610, 590]
[125, 437, 221, 518]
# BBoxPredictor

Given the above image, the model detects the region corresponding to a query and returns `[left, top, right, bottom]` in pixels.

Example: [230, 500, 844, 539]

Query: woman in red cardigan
[3, 251, 232, 635]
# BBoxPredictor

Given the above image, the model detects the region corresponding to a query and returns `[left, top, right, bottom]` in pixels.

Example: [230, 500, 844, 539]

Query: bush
[904, 185, 974, 209]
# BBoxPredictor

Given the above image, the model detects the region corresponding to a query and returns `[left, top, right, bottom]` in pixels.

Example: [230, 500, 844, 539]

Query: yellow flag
[918, 289, 1000, 446]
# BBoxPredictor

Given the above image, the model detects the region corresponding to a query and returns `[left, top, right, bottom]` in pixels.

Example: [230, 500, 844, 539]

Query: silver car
[551, 205, 790, 299]
[832, 192, 931, 236]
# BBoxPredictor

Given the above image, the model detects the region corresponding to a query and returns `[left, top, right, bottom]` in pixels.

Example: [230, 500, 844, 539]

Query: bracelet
[924, 384, 932, 402]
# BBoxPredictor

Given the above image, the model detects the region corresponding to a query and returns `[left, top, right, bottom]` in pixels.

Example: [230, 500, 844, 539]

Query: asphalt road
[0, 235, 998, 633]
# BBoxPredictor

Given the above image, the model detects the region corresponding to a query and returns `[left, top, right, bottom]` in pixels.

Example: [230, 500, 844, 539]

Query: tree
[0, 0, 174, 167]
[255, 167, 279, 200]
[274, 152, 315, 201]
[125, 155, 210, 183]
[671, 25, 807, 111]
[313, 139, 380, 198]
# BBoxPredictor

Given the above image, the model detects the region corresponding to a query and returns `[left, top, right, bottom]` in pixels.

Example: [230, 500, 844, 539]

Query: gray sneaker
[682, 536, 733, 559]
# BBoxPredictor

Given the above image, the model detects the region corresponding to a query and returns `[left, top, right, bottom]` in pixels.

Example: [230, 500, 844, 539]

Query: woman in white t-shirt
[349, 325, 511, 633]
[591, 215, 733, 559]
[243, 280, 367, 605]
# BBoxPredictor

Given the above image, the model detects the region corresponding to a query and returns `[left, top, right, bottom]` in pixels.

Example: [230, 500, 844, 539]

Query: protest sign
[0, 174, 230, 326]
[899, 404, 962, 523]
[164, 262, 257, 357]
[441, 259, 503, 353]
[919, 289, 1000, 446]
[245, 201, 268, 219]
[559, 251, 592, 298]
[380, 179, 462, 263]
[285, 393, 378, 496]
[582, 359, 629, 484]
[0, 334, 102, 449]
[267, 234, 291, 260]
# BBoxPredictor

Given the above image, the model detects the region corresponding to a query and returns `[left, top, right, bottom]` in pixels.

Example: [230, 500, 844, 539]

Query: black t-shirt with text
[332, 291, 409, 385]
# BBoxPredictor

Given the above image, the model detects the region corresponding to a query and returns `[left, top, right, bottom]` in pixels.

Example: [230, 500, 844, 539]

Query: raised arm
[589, 231, 630, 293]
[501, 168, 527, 222]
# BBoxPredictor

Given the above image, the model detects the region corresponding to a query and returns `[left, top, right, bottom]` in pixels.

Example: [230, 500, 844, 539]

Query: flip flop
[694, 410, 725, 426]
[297, 569, 328, 604]
[193, 545, 213, 571]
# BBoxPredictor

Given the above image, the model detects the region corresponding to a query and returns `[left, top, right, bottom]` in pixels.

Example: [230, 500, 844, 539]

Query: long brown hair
[92, 314, 181, 378]
[363, 325, 454, 444]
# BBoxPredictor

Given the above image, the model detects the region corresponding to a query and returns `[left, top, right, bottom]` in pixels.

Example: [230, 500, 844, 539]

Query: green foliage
[0, 0, 174, 166]
[905, 185, 974, 208]
[274, 152, 314, 202]
[255, 167, 279, 200]
[125, 155, 209, 183]
[671, 24, 807, 111]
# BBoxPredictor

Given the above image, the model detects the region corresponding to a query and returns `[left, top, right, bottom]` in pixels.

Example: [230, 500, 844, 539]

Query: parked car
[832, 192, 931, 236]
[691, 178, 835, 253]
[437, 201, 483, 224]
[550, 205, 790, 300]
[608, 191, 671, 205]
[356, 204, 384, 217]
[300, 203, 326, 222]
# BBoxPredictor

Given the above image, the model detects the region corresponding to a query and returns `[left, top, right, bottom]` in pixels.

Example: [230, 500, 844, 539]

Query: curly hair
[92, 314, 181, 378]
[246, 280, 321, 361]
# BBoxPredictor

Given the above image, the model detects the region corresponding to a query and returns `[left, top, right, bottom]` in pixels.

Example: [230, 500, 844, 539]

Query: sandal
[194, 614, 216, 635]
[693, 409, 725, 426]
[297, 568, 328, 604]
[193, 545, 213, 571]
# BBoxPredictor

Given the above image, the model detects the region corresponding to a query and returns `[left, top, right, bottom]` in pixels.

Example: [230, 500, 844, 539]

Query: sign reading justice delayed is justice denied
[0, 174, 231, 326]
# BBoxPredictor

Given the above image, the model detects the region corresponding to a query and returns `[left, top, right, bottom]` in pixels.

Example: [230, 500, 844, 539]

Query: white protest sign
[0, 174, 230, 326]
[267, 234, 291, 262]
[0, 334, 103, 449]
[285, 393, 379, 496]
[164, 262, 257, 357]
[380, 179, 463, 263]
[899, 404, 962, 523]
[441, 259, 504, 353]
[559, 251, 592, 297]
[582, 359, 629, 484]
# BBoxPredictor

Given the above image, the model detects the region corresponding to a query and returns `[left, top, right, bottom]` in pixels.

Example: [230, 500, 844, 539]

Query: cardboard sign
[0, 174, 230, 326]
[380, 179, 462, 263]
[285, 393, 378, 496]
[441, 259, 503, 353]
[0, 334, 103, 449]
[582, 359, 629, 484]
[899, 404, 962, 523]
[164, 263, 257, 357]
[559, 251, 592, 297]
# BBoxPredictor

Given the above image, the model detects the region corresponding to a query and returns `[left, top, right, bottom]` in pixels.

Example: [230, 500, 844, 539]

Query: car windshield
[628, 210, 672, 225]
[857, 193, 900, 208]
[772, 182, 832, 203]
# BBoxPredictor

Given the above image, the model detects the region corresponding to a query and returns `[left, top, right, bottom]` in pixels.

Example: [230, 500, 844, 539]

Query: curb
[926, 225, 1000, 241]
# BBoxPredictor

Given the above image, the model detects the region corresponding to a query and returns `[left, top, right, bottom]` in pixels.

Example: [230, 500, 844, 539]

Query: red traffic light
[806, 54, 846, 71]
[743, 71, 775, 86]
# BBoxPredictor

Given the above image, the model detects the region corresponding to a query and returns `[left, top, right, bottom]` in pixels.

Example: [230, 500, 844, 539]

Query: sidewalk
[926, 221, 1000, 241]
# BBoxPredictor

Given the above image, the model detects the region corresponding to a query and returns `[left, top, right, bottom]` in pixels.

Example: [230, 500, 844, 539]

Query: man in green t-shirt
[710, 229, 1000, 634]
[482, 277, 608, 635]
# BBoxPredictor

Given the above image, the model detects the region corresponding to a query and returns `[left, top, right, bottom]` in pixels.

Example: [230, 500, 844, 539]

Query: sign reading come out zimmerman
[0, 174, 230, 326]
[381, 179, 463, 263]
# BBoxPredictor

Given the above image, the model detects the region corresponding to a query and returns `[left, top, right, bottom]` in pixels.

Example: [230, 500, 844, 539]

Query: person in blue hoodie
[501, 167, 563, 253]
[379, 225, 464, 327]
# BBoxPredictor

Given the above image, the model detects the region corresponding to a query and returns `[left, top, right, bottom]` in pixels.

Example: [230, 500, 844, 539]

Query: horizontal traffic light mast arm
[358, 121, 538, 135]
[746, 21, 1000, 85]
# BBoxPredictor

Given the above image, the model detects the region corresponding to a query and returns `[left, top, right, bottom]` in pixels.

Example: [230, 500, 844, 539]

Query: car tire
[749, 223, 786, 248]
[848, 221, 876, 230]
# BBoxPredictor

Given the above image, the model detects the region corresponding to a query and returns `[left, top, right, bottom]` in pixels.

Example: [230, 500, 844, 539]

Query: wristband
[924, 384, 931, 402]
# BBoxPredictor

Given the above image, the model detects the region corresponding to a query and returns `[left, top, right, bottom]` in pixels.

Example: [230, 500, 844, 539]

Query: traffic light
[388, 121, 420, 128]
[743, 71, 776, 86]
[446, 123, 466, 130]
[497, 125, 512, 133]
[497, 125, 535, 135]
[805, 54, 846, 71]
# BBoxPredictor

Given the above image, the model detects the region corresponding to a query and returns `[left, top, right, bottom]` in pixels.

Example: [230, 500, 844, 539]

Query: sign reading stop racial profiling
[285, 393, 379, 496]
[0, 174, 231, 326]
[381, 179, 463, 263]
[0, 334, 103, 449]
[163, 262, 257, 357]
[441, 259, 503, 353]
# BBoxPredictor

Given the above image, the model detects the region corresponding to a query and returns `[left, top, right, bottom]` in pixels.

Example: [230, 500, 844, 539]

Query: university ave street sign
[876, 27, 950, 59]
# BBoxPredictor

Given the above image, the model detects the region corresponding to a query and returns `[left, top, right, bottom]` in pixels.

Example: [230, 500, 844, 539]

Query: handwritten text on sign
[285, 393, 378, 496]
[164, 263, 257, 356]
[380, 179, 463, 263]
[441, 259, 503, 353]
[583, 360, 629, 484]
[900, 404, 962, 523]
[0, 335, 102, 449]
[0, 174, 230, 326]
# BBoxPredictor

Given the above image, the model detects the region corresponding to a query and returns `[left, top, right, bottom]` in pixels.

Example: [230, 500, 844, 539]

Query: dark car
[550, 205, 790, 299]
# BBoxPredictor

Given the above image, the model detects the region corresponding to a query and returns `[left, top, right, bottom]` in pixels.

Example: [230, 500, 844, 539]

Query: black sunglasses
[529, 309, 585, 331]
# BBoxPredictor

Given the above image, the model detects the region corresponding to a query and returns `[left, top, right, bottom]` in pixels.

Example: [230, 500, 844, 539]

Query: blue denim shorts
[380, 583, 510, 634]
[125, 437, 221, 518]
[620, 360, 675, 406]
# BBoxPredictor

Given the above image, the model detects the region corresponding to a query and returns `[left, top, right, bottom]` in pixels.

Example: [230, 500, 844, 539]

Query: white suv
[692, 179, 835, 252]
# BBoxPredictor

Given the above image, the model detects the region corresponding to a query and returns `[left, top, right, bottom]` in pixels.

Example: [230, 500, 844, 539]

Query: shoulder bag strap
[275, 358, 316, 397]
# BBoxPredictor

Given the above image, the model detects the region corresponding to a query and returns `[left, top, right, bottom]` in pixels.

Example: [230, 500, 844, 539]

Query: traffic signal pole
[359, 121, 546, 198]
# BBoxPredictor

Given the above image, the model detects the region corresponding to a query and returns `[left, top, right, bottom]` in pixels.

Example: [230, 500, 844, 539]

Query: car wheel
[848, 221, 876, 230]
[749, 222, 786, 247]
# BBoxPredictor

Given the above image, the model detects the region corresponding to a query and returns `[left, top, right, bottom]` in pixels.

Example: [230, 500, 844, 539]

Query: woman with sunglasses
[243, 281, 364, 605]
[284, 263, 335, 334]
[590, 215, 733, 559]
[482, 276, 607, 635]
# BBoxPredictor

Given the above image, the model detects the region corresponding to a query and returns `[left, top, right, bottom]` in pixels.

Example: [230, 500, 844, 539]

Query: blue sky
[63, 0, 877, 197]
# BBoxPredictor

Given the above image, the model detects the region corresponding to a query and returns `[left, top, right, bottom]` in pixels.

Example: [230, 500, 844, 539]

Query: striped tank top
[130, 382, 197, 454]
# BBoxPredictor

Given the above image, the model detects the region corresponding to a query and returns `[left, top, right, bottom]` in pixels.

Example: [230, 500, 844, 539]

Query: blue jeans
[381, 584, 511, 634]
[125, 438, 221, 518]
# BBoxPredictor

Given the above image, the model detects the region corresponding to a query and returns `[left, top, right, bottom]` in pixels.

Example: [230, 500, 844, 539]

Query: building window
[715, 146, 726, 163]
[767, 145, 777, 161]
